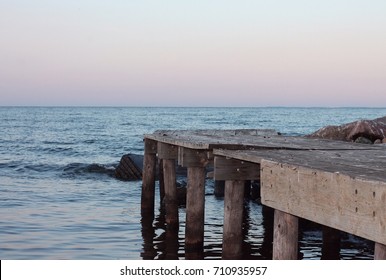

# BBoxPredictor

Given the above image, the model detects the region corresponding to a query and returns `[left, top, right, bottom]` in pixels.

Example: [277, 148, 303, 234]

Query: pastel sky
[1, 0, 386, 107]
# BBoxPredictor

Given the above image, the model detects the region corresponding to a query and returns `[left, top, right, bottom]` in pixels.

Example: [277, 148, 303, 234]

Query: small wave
[120, 122, 133, 126]
[9, 163, 62, 174]
[42, 140, 75, 145]
[62, 163, 116, 178]
[41, 146, 74, 153]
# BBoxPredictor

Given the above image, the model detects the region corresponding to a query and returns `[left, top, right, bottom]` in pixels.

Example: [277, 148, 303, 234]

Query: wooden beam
[222, 180, 245, 259]
[273, 209, 299, 260]
[261, 159, 386, 245]
[178, 147, 211, 168]
[214, 156, 260, 181]
[157, 142, 178, 160]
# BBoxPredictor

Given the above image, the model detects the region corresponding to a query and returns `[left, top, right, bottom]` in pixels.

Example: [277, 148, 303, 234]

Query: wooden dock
[141, 129, 386, 259]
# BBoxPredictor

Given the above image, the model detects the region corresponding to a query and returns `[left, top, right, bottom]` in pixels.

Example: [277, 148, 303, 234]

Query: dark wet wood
[222, 180, 245, 259]
[185, 167, 206, 259]
[273, 209, 299, 260]
[374, 242, 386, 260]
[321, 226, 341, 260]
[162, 159, 179, 229]
[141, 139, 157, 217]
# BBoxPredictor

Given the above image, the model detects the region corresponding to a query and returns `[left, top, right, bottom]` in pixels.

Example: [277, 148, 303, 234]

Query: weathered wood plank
[214, 156, 260, 181]
[145, 131, 382, 151]
[273, 209, 299, 260]
[214, 149, 386, 182]
[222, 180, 245, 259]
[261, 159, 386, 245]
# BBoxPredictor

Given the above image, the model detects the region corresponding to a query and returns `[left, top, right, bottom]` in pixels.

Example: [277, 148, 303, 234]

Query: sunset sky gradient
[1, 0, 386, 106]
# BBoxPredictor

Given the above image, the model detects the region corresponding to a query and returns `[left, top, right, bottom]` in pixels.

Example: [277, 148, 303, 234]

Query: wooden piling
[157, 142, 179, 228]
[321, 226, 340, 260]
[185, 167, 206, 259]
[273, 209, 299, 260]
[158, 159, 165, 203]
[178, 147, 210, 259]
[141, 139, 157, 217]
[163, 159, 179, 228]
[222, 180, 245, 259]
[374, 242, 386, 260]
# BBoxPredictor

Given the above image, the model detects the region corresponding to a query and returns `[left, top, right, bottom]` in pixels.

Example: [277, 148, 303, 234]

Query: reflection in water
[141, 185, 375, 260]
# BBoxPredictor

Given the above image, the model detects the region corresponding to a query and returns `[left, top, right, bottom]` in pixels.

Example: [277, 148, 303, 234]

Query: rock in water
[307, 116, 386, 143]
[115, 154, 143, 181]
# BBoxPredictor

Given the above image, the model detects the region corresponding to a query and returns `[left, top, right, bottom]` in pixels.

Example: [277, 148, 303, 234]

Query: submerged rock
[115, 153, 189, 181]
[307, 116, 386, 143]
[115, 154, 143, 181]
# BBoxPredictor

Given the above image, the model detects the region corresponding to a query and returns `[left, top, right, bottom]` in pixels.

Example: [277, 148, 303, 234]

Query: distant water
[1, 106, 385, 260]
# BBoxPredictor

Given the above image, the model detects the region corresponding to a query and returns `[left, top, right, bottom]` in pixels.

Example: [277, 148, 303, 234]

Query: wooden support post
[157, 142, 179, 229]
[374, 243, 386, 260]
[185, 167, 206, 259]
[261, 205, 274, 259]
[321, 226, 340, 260]
[141, 139, 157, 218]
[163, 159, 178, 229]
[158, 159, 165, 203]
[178, 147, 210, 260]
[273, 209, 299, 260]
[222, 180, 245, 259]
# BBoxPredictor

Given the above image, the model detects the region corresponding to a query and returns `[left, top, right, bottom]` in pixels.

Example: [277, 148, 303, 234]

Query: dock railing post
[141, 139, 157, 219]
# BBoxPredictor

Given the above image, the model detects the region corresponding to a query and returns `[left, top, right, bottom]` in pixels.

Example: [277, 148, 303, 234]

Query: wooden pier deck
[141, 129, 386, 259]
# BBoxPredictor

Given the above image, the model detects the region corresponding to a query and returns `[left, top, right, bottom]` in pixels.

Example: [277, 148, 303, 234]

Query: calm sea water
[1, 106, 385, 260]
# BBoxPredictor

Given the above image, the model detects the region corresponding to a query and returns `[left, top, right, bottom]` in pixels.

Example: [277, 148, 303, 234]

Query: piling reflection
[141, 189, 374, 260]
[140, 214, 157, 260]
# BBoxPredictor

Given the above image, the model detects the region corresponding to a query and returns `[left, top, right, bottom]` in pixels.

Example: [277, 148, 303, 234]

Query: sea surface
[1, 106, 385, 260]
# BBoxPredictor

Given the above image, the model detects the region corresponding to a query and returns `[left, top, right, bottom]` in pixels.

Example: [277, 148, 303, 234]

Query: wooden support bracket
[144, 138, 157, 155]
[214, 156, 260, 181]
[157, 142, 178, 160]
[178, 147, 211, 168]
